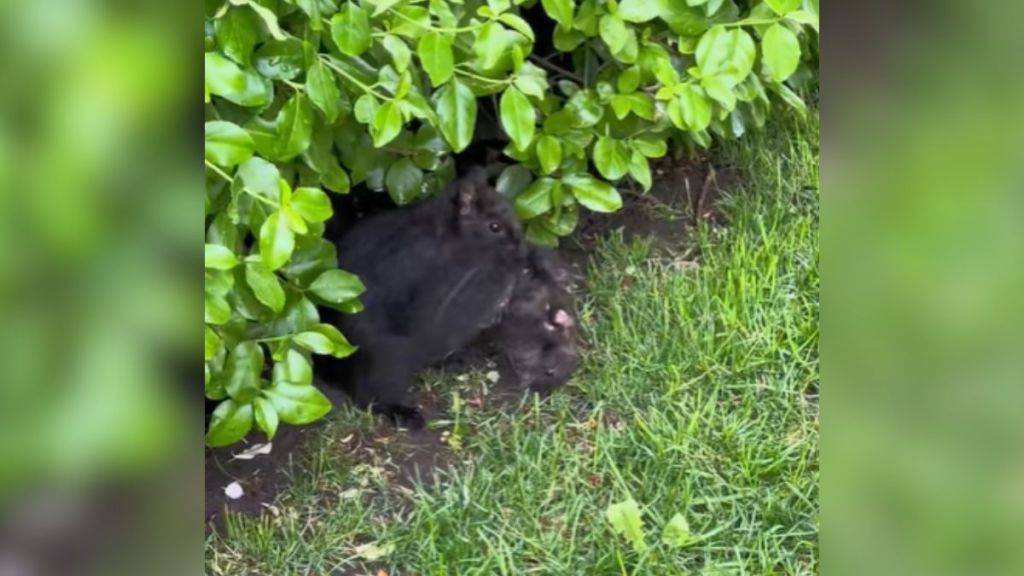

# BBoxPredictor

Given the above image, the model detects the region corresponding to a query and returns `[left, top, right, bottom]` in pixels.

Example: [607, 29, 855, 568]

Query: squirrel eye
[489, 222, 501, 232]
[545, 368, 556, 377]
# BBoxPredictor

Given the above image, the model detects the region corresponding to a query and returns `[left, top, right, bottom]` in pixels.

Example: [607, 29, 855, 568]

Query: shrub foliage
[204, 0, 819, 446]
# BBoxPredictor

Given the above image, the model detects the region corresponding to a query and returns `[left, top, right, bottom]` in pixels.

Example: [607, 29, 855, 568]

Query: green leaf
[436, 79, 477, 152]
[487, 0, 512, 14]
[205, 121, 255, 167]
[293, 331, 334, 354]
[206, 268, 234, 297]
[661, 513, 692, 547]
[696, 26, 756, 87]
[245, 262, 285, 313]
[371, 0, 403, 16]
[390, 5, 430, 38]
[617, 66, 641, 93]
[617, 0, 659, 23]
[536, 135, 563, 175]
[496, 164, 534, 197]
[786, 10, 819, 32]
[627, 93, 655, 120]
[280, 239, 338, 285]
[499, 13, 535, 41]
[474, 22, 509, 71]
[632, 136, 667, 158]
[250, 94, 314, 161]
[381, 34, 412, 72]
[676, 84, 712, 131]
[774, 82, 807, 115]
[565, 89, 604, 126]
[628, 150, 652, 191]
[513, 67, 548, 99]
[417, 31, 454, 87]
[305, 60, 341, 123]
[331, 3, 372, 56]
[311, 324, 357, 358]
[245, 0, 286, 40]
[764, 0, 801, 16]
[564, 174, 622, 212]
[702, 75, 736, 110]
[541, 0, 573, 31]
[291, 187, 333, 222]
[541, 202, 579, 235]
[205, 326, 221, 361]
[253, 397, 279, 439]
[354, 94, 378, 124]
[263, 381, 332, 425]
[238, 157, 281, 199]
[205, 244, 239, 270]
[206, 399, 254, 447]
[309, 269, 366, 303]
[599, 14, 629, 54]
[761, 23, 801, 83]
[337, 299, 364, 314]
[514, 177, 555, 219]
[592, 137, 630, 180]
[499, 87, 535, 151]
[371, 100, 403, 147]
[205, 52, 246, 98]
[205, 293, 231, 325]
[254, 39, 305, 80]
[385, 157, 424, 204]
[430, 0, 458, 27]
[525, 221, 559, 247]
[293, 0, 326, 28]
[225, 341, 263, 403]
[606, 498, 647, 552]
[553, 27, 586, 51]
[609, 95, 632, 120]
[216, 7, 260, 66]
[259, 211, 295, 271]
[276, 349, 313, 386]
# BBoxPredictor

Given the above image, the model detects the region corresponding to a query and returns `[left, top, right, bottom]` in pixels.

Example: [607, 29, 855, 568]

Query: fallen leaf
[354, 542, 394, 560]
[224, 482, 244, 500]
[661, 513, 692, 547]
[231, 442, 273, 461]
[339, 488, 361, 499]
[606, 498, 646, 551]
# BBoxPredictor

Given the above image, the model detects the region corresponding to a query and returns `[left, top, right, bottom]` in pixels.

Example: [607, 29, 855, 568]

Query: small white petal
[224, 482, 244, 500]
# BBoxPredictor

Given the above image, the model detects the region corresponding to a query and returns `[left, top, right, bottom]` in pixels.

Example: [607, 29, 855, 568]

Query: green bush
[204, 0, 819, 446]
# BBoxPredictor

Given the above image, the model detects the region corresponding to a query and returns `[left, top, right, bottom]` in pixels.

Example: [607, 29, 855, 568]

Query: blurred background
[0, 0, 194, 575]
[0, 0, 1020, 574]
[825, 1, 1024, 575]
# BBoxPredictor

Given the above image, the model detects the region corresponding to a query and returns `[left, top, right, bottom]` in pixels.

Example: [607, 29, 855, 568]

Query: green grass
[206, 116, 820, 575]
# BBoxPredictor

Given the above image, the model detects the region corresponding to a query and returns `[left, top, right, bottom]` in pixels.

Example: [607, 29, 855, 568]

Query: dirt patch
[205, 155, 735, 531]
[559, 156, 735, 270]
[204, 385, 347, 530]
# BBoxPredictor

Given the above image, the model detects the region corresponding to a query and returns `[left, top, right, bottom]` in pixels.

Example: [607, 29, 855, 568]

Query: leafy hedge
[204, 0, 819, 446]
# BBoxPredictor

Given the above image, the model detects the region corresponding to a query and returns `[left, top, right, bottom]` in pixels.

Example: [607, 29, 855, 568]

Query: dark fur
[489, 249, 580, 392]
[320, 171, 525, 426]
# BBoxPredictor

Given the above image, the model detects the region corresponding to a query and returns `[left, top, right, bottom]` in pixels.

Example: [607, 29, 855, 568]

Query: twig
[528, 55, 584, 84]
